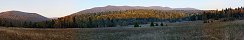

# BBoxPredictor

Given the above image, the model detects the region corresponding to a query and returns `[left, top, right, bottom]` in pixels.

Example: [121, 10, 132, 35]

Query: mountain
[52, 5, 203, 28]
[78, 5, 199, 13]
[174, 8, 199, 10]
[0, 11, 49, 22]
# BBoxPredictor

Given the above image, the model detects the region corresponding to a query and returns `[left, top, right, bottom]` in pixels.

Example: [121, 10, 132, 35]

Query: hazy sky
[0, 0, 243, 17]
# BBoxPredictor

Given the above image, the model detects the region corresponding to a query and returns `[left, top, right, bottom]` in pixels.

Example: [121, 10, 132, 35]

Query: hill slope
[0, 11, 49, 22]
[0, 11, 49, 27]
[46, 9, 191, 28]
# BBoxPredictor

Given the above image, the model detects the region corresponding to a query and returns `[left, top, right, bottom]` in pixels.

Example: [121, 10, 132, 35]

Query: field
[76, 20, 244, 40]
[0, 27, 76, 40]
[1, 20, 244, 40]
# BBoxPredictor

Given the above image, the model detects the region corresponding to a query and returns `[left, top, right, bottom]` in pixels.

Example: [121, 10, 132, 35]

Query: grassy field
[0, 27, 76, 40]
[1, 20, 244, 40]
[76, 20, 244, 40]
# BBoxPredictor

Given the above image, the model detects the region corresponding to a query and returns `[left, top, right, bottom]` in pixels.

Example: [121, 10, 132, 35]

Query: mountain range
[0, 6, 200, 22]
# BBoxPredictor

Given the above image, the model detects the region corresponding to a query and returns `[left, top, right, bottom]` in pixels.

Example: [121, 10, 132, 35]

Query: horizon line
[1, 5, 243, 18]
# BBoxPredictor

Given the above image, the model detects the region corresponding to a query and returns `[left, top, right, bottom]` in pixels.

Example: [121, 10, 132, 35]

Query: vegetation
[0, 27, 75, 40]
[155, 23, 159, 26]
[0, 6, 244, 40]
[133, 22, 140, 27]
[0, 7, 243, 28]
[31, 9, 190, 28]
[160, 23, 164, 26]
[76, 20, 244, 40]
[150, 22, 155, 27]
[182, 7, 244, 22]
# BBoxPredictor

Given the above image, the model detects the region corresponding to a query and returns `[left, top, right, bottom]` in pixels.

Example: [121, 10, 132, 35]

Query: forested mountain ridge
[0, 11, 49, 27]
[70, 9, 190, 19]
[38, 7, 244, 28]
[77, 5, 200, 14]
[44, 9, 196, 28]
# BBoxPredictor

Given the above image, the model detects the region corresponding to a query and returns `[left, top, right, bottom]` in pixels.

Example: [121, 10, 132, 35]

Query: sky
[0, 0, 243, 18]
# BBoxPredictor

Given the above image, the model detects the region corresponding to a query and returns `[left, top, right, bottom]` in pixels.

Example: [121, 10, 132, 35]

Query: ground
[0, 27, 76, 40]
[76, 20, 244, 40]
[1, 20, 244, 40]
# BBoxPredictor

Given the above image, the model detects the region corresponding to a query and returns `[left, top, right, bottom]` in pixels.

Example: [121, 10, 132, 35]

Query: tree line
[39, 9, 190, 28]
[179, 7, 244, 22]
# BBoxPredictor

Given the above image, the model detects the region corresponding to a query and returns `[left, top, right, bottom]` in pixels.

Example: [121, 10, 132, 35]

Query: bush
[134, 22, 140, 27]
[155, 23, 159, 26]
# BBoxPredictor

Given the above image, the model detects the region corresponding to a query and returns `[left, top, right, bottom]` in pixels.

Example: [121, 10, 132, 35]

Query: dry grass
[76, 23, 205, 40]
[76, 20, 244, 40]
[1, 20, 244, 40]
[0, 27, 76, 40]
[201, 20, 244, 40]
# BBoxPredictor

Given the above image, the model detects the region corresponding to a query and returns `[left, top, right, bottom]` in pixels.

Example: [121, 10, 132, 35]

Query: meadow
[1, 20, 244, 40]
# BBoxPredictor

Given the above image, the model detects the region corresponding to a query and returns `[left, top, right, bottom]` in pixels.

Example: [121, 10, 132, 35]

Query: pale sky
[0, 0, 243, 18]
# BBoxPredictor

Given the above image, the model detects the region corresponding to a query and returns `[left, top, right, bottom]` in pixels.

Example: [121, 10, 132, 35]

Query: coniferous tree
[134, 22, 140, 27]
[150, 22, 155, 27]
[160, 23, 164, 26]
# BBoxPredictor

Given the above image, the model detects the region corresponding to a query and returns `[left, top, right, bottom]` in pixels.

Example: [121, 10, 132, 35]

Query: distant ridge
[174, 8, 199, 10]
[79, 5, 200, 13]
[0, 11, 49, 22]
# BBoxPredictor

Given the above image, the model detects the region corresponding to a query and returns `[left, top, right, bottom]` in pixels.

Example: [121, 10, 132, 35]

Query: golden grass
[201, 20, 244, 40]
[0, 27, 76, 40]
